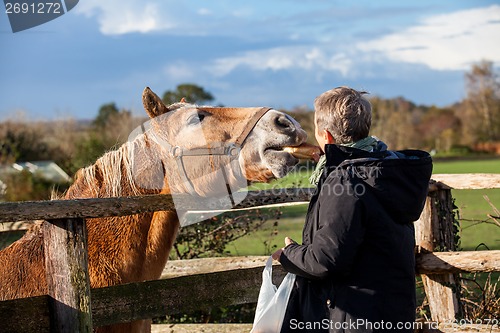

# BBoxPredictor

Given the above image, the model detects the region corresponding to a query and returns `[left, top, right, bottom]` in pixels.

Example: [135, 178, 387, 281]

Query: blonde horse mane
[64, 135, 157, 199]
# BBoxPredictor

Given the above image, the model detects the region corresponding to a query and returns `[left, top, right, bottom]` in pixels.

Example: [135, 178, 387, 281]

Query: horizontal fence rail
[159, 252, 500, 279]
[431, 173, 500, 189]
[0, 188, 315, 223]
[0, 263, 287, 331]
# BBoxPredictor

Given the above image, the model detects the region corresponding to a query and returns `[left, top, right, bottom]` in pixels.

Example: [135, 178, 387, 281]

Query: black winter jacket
[279, 144, 432, 333]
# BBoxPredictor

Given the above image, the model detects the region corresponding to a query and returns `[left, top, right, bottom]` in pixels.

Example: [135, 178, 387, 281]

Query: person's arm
[279, 192, 366, 280]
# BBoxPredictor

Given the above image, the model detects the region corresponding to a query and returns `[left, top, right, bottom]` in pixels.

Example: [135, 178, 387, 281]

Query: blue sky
[1, 0, 499, 120]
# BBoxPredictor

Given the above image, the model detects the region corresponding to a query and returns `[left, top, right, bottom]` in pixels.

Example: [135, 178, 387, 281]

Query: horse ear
[179, 97, 187, 103]
[142, 87, 169, 119]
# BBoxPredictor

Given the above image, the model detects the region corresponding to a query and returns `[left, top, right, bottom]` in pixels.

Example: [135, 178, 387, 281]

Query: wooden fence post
[43, 218, 92, 332]
[415, 183, 461, 323]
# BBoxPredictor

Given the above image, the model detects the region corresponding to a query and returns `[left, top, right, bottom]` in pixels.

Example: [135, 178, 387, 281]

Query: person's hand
[272, 237, 297, 262]
[285, 237, 296, 247]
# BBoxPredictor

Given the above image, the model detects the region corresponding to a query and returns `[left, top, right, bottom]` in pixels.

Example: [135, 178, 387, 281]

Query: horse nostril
[275, 114, 294, 130]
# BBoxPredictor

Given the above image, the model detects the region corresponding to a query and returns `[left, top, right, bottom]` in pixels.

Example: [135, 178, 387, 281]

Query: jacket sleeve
[280, 187, 366, 280]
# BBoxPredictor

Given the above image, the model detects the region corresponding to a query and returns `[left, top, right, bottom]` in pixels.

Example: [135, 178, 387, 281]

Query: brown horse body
[0, 88, 307, 332]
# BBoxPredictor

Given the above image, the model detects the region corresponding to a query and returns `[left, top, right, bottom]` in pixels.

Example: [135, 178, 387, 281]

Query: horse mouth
[264, 144, 302, 158]
[263, 145, 300, 179]
[265, 141, 318, 156]
[264, 145, 296, 153]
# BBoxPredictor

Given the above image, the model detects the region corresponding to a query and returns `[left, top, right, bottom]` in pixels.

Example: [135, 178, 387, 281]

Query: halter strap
[233, 107, 272, 146]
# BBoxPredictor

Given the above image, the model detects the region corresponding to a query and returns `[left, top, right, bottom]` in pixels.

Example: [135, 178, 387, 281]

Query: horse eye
[187, 113, 205, 126]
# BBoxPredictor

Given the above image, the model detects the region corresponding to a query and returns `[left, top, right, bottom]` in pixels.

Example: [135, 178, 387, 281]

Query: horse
[0, 87, 308, 332]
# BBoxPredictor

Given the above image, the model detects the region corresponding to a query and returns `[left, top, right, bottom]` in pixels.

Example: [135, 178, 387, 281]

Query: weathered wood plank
[91, 265, 287, 327]
[0, 295, 51, 333]
[152, 324, 254, 333]
[0, 266, 273, 331]
[161, 256, 270, 279]
[417, 250, 500, 274]
[431, 173, 500, 189]
[0, 195, 176, 223]
[415, 189, 461, 322]
[0, 189, 315, 223]
[43, 218, 93, 332]
[160, 252, 500, 280]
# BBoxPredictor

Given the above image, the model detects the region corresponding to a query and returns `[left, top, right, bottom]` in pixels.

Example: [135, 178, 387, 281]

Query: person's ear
[323, 130, 335, 144]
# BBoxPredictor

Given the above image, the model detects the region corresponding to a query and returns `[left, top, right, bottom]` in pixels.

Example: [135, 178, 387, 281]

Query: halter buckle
[171, 146, 183, 158]
[226, 143, 241, 157]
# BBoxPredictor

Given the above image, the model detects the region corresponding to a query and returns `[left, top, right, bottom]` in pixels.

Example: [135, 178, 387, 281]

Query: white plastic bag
[250, 256, 296, 333]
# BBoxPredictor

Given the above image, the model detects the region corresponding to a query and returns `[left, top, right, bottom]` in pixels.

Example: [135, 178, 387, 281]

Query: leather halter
[149, 106, 272, 196]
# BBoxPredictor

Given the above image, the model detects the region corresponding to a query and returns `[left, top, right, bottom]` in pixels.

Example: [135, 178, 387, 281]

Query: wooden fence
[0, 174, 499, 332]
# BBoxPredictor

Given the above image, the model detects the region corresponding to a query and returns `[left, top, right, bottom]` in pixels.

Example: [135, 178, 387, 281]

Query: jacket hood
[324, 144, 433, 224]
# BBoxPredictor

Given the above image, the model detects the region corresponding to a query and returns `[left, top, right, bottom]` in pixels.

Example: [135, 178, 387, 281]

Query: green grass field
[433, 158, 500, 250]
[227, 158, 500, 255]
[431, 158, 500, 174]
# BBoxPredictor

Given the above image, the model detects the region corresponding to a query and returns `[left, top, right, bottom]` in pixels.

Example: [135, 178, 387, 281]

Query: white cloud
[209, 46, 353, 77]
[198, 8, 212, 16]
[76, 0, 174, 35]
[207, 5, 500, 79]
[74, 1, 260, 36]
[358, 5, 500, 70]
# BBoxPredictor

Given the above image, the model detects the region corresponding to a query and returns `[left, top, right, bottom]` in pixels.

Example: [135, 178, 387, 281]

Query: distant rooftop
[0, 161, 71, 184]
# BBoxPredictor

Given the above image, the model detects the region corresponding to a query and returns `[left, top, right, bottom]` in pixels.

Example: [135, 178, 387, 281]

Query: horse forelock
[166, 102, 198, 112]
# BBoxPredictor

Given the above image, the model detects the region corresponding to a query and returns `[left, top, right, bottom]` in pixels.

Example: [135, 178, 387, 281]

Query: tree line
[373, 60, 500, 152]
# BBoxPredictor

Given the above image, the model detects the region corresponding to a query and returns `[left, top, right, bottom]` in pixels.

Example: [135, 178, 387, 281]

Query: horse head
[133, 87, 307, 198]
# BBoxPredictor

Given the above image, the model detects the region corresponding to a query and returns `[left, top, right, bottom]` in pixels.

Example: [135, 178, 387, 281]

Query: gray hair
[314, 87, 372, 144]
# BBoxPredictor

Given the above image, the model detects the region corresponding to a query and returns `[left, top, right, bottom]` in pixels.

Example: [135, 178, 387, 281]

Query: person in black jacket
[273, 87, 432, 333]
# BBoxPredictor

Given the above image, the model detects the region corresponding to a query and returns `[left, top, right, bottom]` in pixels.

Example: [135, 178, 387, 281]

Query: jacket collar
[324, 144, 388, 168]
